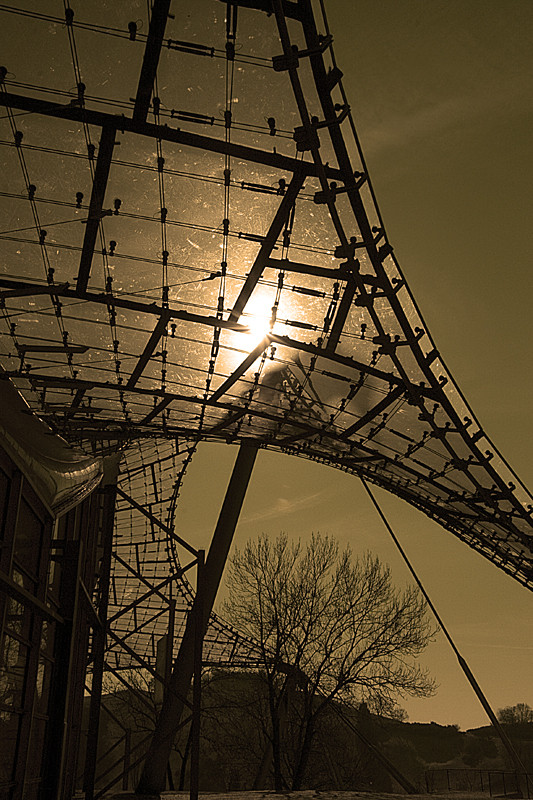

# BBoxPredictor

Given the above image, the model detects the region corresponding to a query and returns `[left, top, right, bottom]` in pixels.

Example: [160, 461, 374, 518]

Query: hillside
[82, 673, 533, 793]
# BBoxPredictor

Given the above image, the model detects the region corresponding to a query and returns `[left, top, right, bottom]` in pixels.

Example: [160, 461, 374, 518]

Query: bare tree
[498, 703, 533, 725]
[223, 532, 436, 790]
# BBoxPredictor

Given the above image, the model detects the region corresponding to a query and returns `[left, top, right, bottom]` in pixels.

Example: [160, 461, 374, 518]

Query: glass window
[0, 467, 9, 546]
[4, 596, 30, 641]
[25, 715, 47, 791]
[46, 552, 61, 600]
[13, 499, 43, 583]
[0, 634, 28, 711]
[35, 623, 55, 716]
[0, 708, 20, 786]
[11, 567, 36, 600]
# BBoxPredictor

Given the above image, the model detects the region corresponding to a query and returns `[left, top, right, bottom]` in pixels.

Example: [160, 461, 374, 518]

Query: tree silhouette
[498, 703, 533, 725]
[223, 532, 436, 789]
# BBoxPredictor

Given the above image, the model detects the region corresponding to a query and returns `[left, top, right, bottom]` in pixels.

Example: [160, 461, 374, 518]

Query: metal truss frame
[0, 0, 531, 592]
[0, 0, 532, 797]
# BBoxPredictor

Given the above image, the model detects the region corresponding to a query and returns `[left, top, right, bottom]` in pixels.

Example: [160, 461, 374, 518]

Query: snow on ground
[110, 790, 491, 800]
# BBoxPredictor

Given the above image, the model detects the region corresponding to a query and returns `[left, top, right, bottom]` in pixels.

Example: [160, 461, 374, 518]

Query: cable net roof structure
[108, 437, 264, 669]
[1, 0, 533, 639]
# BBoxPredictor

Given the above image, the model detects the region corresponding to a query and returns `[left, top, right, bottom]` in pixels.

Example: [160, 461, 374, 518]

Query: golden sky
[1, 0, 531, 735]
[175, 0, 533, 730]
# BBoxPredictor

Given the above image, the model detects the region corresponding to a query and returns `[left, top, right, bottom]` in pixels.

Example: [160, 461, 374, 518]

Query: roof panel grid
[0, 0, 532, 598]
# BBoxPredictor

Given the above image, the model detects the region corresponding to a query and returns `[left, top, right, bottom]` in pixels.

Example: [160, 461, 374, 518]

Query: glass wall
[0, 446, 101, 800]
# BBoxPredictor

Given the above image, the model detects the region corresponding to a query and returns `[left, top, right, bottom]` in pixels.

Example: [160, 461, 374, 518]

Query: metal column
[189, 550, 205, 800]
[136, 442, 258, 796]
[83, 479, 119, 800]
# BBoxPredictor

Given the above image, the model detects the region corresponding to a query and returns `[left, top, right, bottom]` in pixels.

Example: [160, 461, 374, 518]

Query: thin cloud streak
[463, 644, 533, 651]
[362, 73, 531, 158]
[240, 489, 329, 525]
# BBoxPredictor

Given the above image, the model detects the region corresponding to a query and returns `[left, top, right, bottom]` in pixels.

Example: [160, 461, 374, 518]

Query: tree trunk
[270, 689, 283, 790]
[292, 714, 315, 789]
[178, 726, 192, 790]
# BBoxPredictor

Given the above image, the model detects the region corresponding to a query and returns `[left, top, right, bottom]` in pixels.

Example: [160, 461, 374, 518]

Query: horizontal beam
[204, 408, 247, 435]
[267, 332, 425, 394]
[0, 281, 70, 298]
[0, 91, 344, 180]
[0, 279, 435, 397]
[40, 405, 104, 415]
[3, 338, 433, 406]
[266, 257, 354, 281]
[16, 344, 88, 354]
[6, 371, 333, 445]
[0, 277, 248, 333]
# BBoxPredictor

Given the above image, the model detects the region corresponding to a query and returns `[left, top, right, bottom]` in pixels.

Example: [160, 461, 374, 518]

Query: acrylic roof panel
[1, 0, 533, 592]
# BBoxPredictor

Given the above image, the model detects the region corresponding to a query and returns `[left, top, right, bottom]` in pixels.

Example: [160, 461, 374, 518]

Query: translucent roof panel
[0, 0, 532, 592]
[107, 438, 263, 671]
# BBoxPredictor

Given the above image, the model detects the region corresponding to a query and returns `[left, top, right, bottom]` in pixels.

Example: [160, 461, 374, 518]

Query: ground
[109, 791, 496, 800]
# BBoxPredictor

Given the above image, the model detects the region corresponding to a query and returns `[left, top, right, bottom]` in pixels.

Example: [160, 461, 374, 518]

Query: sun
[240, 291, 276, 347]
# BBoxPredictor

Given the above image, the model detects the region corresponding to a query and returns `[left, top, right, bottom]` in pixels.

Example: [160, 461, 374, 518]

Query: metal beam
[100, 665, 154, 716]
[107, 564, 194, 625]
[229, 168, 306, 322]
[105, 627, 181, 695]
[342, 384, 405, 439]
[139, 396, 174, 425]
[126, 311, 171, 389]
[0, 281, 70, 298]
[111, 551, 174, 610]
[0, 566, 63, 624]
[267, 332, 426, 393]
[204, 408, 247, 435]
[6, 336, 433, 402]
[136, 442, 258, 795]
[276, 423, 324, 447]
[77, 126, 116, 293]
[266, 257, 355, 282]
[0, 277, 248, 334]
[326, 276, 358, 350]
[16, 344, 88, 354]
[67, 388, 86, 419]
[133, 0, 171, 122]
[0, 92, 344, 180]
[84, 484, 117, 800]
[93, 733, 152, 800]
[190, 550, 204, 800]
[115, 486, 198, 556]
[207, 335, 271, 404]
[0, 289, 424, 387]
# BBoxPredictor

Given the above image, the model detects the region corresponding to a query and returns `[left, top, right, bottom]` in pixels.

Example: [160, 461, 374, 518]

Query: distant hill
[79, 672, 533, 793]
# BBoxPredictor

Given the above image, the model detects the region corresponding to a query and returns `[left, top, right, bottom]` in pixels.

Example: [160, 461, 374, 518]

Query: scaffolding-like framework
[0, 0, 532, 796]
[1, 0, 532, 585]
